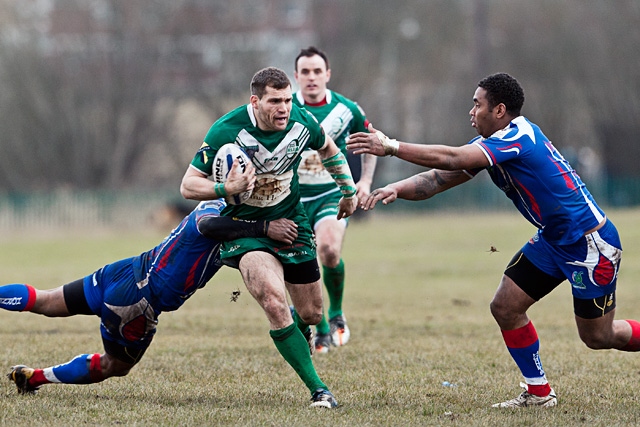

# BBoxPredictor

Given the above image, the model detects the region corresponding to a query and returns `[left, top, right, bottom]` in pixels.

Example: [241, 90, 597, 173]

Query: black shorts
[504, 250, 616, 319]
[226, 250, 320, 284]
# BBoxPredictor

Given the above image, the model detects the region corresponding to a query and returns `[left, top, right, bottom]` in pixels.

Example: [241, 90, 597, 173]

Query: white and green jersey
[293, 89, 369, 197]
[190, 103, 326, 221]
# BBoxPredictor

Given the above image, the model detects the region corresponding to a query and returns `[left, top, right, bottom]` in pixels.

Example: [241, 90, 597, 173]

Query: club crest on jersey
[286, 139, 301, 158]
[571, 271, 586, 289]
[331, 117, 345, 135]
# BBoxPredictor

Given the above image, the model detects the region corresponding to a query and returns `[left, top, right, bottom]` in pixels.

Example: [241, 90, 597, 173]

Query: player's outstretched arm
[198, 217, 298, 244]
[347, 124, 489, 171]
[361, 169, 471, 210]
[355, 153, 377, 200]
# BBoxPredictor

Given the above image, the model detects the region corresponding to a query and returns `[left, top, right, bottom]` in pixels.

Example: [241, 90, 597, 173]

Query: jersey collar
[295, 89, 332, 106]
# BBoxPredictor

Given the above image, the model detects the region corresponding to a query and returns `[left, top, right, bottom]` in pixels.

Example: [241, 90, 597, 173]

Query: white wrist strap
[376, 131, 399, 156]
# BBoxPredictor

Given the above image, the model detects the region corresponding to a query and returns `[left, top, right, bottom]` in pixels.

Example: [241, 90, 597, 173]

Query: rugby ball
[213, 144, 253, 205]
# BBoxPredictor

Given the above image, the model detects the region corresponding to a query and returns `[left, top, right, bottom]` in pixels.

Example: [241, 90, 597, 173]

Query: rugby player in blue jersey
[347, 72, 640, 408]
[1, 160, 298, 395]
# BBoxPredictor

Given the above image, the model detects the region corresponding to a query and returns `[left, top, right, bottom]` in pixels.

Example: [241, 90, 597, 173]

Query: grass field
[2, 209, 640, 426]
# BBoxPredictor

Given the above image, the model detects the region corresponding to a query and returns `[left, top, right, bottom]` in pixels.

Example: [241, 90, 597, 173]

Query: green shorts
[221, 208, 317, 267]
[301, 188, 348, 230]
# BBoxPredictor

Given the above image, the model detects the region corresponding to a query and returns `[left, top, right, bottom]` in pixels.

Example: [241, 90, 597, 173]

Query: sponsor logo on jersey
[498, 143, 522, 155]
[197, 143, 213, 165]
[284, 250, 309, 258]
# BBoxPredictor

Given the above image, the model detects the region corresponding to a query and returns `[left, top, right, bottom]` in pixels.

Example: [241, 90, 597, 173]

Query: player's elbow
[180, 180, 198, 200]
[179, 183, 191, 199]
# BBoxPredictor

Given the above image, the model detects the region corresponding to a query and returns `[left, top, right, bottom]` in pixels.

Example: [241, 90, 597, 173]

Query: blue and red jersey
[130, 200, 226, 311]
[467, 116, 605, 245]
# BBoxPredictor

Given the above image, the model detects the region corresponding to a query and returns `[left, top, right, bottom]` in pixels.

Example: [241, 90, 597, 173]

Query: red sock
[621, 320, 640, 351]
[24, 285, 37, 311]
[89, 353, 104, 382]
[528, 383, 552, 397]
[501, 321, 552, 397]
[29, 369, 49, 388]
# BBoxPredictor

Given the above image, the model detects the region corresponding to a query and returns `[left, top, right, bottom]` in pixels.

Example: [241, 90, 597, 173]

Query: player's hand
[337, 195, 358, 219]
[355, 180, 372, 201]
[361, 186, 397, 210]
[267, 218, 298, 244]
[224, 159, 255, 196]
[347, 123, 393, 156]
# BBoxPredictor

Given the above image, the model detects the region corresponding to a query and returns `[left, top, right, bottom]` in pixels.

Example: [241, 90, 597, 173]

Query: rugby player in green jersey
[293, 46, 377, 353]
[180, 67, 357, 408]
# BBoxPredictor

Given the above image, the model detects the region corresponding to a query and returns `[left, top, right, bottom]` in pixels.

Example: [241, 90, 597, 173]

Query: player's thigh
[238, 251, 286, 298]
[285, 259, 322, 313]
[314, 217, 346, 253]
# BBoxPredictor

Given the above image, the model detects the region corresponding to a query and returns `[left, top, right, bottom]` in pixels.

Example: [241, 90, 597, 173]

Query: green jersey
[293, 89, 369, 197]
[190, 103, 326, 221]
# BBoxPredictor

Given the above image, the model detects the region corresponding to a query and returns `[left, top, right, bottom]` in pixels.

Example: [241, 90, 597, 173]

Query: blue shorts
[83, 257, 159, 354]
[522, 219, 622, 299]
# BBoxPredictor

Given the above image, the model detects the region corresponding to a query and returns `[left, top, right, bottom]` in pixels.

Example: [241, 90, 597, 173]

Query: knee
[317, 243, 340, 268]
[489, 297, 527, 330]
[297, 307, 323, 326]
[579, 331, 613, 350]
[101, 355, 134, 378]
[489, 297, 508, 323]
[108, 366, 132, 377]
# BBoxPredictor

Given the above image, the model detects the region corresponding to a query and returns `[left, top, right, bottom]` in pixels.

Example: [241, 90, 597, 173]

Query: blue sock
[46, 354, 103, 384]
[0, 284, 36, 311]
[501, 321, 551, 396]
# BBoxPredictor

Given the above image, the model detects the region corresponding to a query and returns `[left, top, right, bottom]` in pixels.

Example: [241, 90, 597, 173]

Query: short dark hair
[250, 67, 291, 98]
[477, 73, 524, 116]
[294, 46, 330, 71]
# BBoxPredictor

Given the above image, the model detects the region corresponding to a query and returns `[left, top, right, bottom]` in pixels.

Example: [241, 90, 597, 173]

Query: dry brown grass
[2, 209, 640, 426]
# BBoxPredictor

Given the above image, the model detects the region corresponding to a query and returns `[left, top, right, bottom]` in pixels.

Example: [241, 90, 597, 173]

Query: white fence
[0, 190, 189, 231]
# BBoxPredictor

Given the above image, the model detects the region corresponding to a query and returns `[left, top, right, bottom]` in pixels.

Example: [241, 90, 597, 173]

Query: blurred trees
[0, 0, 638, 201]
[0, 0, 184, 190]
[313, 0, 640, 190]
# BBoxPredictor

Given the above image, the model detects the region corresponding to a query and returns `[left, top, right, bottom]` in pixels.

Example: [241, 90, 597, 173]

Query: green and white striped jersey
[293, 89, 369, 197]
[189, 103, 326, 221]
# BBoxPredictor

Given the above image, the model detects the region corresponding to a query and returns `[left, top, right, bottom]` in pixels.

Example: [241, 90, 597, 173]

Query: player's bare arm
[347, 124, 490, 171]
[361, 169, 471, 211]
[317, 134, 358, 219]
[181, 159, 255, 201]
[355, 153, 377, 199]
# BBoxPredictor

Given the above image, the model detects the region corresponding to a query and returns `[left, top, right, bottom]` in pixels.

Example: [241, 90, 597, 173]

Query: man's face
[251, 85, 293, 132]
[294, 54, 331, 103]
[469, 87, 500, 138]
